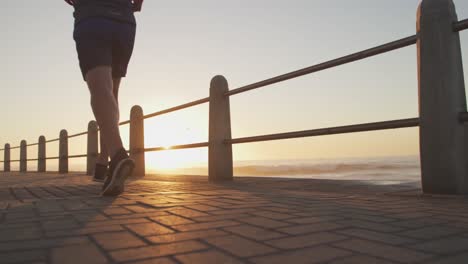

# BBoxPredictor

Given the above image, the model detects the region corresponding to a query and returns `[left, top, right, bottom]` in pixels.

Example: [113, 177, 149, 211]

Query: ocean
[147, 155, 421, 184]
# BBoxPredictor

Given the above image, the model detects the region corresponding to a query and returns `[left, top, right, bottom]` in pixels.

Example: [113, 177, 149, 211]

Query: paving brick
[388, 218, 447, 228]
[130, 258, 177, 264]
[168, 208, 210, 218]
[124, 205, 154, 213]
[277, 222, 344, 235]
[223, 225, 285, 241]
[249, 210, 292, 220]
[147, 229, 228, 244]
[5, 210, 36, 220]
[0, 236, 89, 252]
[46, 224, 124, 237]
[110, 240, 207, 262]
[336, 219, 403, 233]
[103, 207, 133, 216]
[85, 217, 150, 227]
[126, 222, 175, 236]
[0, 250, 47, 264]
[334, 239, 433, 263]
[175, 249, 244, 264]
[150, 215, 195, 226]
[344, 213, 396, 223]
[237, 216, 289, 228]
[42, 218, 81, 231]
[204, 235, 277, 258]
[112, 211, 169, 219]
[51, 243, 108, 264]
[174, 220, 240, 232]
[398, 225, 464, 240]
[336, 228, 417, 245]
[192, 214, 251, 223]
[250, 245, 351, 264]
[425, 252, 468, 264]
[330, 255, 396, 264]
[185, 204, 220, 211]
[73, 212, 109, 222]
[93, 231, 147, 250]
[286, 215, 343, 224]
[409, 236, 468, 254]
[266, 232, 347, 249]
[0, 226, 42, 241]
[210, 208, 258, 215]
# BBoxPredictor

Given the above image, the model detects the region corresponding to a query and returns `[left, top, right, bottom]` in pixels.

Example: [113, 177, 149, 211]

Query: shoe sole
[101, 159, 134, 196]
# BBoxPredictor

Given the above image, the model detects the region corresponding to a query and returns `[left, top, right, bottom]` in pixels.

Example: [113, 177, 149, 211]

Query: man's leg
[86, 66, 124, 160]
[96, 78, 122, 166]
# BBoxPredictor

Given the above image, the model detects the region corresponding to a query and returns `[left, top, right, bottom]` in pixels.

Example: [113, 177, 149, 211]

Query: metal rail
[144, 142, 209, 152]
[454, 18, 468, 32]
[68, 154, 88, 159]
[226, 35, 417, 96]
[46, 138, 60, 144]
[143, 97, 210, 120]
[68, 132, 88, 139]
[228, 118, 420, 145]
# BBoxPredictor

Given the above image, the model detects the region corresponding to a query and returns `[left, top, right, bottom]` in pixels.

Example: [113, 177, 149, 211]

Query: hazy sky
[1, 1, 468, 171]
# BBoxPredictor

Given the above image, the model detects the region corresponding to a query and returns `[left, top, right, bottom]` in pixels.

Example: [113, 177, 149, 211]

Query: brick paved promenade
[0, 172, 467, 264]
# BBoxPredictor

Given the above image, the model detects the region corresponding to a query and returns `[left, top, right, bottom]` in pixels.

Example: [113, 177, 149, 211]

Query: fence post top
[88, 120, 98, 130]
[210, 75, 228, 90]
[5, 143, 10, 148]
[60, 129, 68, 137]
[131, 105, 143, 117]
[20, 140, 26, 146]
[418, 0, 456, 16]
[39, 136, 46, 142]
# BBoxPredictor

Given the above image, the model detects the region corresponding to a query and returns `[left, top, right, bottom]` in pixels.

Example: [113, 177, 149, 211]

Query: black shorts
[73, 17, 136, 81]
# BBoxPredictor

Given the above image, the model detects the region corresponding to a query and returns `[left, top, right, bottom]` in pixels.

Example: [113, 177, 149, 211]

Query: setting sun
[141, 112, 208, 172]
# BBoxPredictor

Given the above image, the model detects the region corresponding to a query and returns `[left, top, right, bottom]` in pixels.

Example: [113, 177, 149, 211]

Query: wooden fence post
[87, 121, 98, 176]
[130, 105, 145, 177]
[209, 75, 233, 182]
[20, 140, 27, 172]
[59, 130, 68, 174]
[417, 0, 467, 194]
[38, 136, 46, 173]
[4, 144, 10, 172]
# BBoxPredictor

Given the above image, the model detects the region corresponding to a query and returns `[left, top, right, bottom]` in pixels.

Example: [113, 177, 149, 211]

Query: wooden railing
[1, 0, 468, 194]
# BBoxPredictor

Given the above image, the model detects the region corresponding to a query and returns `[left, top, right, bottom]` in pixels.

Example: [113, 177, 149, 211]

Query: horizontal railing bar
[228, 118, 420, 145]
[68, 154, 88, 159]
[144, 142, 209, 152]
[226, 35, 417, 96]
[45, 156, 60, 160]
[143, 98, 210, 120]
[68, 131, 88, 139]
[117, 98, 210, 126]
[26, 158, 39, 162]
[9, 146, 21, 150]
[0, 130, 92, 150]
[454, 18, 468, 32]
[119, 120, 130, 126]
[9, 160, 21, 162]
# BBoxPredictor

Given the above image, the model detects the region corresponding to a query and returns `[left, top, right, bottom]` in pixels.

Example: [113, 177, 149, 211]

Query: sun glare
[143, 115, 207, 172]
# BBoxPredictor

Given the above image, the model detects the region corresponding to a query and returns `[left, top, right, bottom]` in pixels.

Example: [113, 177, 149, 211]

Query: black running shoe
[101, 149, 134, 196]
[93, 163, 108, 182]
